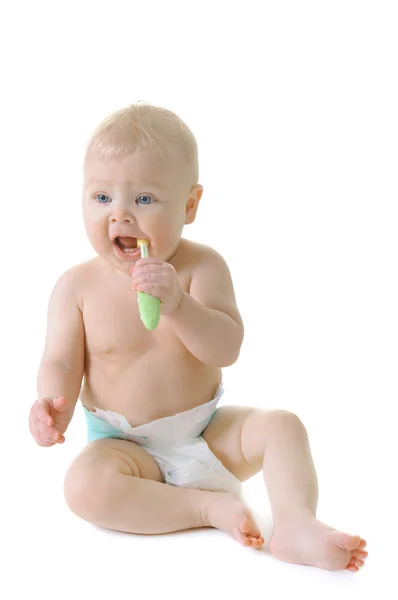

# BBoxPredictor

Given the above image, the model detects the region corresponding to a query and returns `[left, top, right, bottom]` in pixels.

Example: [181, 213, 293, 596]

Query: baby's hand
[130, 258, 184, 316]
[29, 396, 69, 447]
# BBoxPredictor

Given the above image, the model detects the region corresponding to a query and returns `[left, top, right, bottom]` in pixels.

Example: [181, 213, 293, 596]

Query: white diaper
[83, 383, 242, 495]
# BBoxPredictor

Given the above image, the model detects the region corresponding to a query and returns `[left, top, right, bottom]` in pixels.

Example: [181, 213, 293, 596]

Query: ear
[185, 184, 203, 224]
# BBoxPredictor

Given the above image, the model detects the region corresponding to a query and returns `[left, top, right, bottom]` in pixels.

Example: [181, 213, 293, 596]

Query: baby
[29, 103, 367, 572]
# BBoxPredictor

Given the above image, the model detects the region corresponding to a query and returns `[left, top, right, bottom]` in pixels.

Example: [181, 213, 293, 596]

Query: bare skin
[269, 513, 368, 572]
[34, 150, 367, 571]
[202, 407, 367, 570]
[203, 494, 367, 570]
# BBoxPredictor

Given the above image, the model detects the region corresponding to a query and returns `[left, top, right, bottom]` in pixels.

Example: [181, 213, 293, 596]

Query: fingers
[31, 421, 63, 447]
[132, 261, 173, 283]
[35, 398, 54, 426]
[34, 418, 65, 445]
[35, 396, 67, 421]
[52, 396, 68, 413]
[34, 417, 64, 442]
[37, 428, 65, 447]
[31, 398, 66, 446]
[132, 271, 166, 289]
[133, 262, 164, 273]
[131, 258, 163, 272]
[134, 281, 164, 296]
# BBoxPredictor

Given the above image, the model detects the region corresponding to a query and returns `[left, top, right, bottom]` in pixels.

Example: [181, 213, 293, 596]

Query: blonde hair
[84, 102, 199, 187]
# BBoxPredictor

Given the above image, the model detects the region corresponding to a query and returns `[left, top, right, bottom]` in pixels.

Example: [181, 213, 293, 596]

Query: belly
[81, 347, 222, 427]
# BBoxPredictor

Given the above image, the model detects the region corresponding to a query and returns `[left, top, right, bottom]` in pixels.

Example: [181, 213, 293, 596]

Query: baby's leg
[203, 407, 368, 571]
[63, 437, 250, 539]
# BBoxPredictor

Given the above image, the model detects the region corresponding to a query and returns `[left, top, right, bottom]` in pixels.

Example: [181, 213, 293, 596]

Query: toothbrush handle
[137, 292, 161, 330]
[137, 242, 161, 330]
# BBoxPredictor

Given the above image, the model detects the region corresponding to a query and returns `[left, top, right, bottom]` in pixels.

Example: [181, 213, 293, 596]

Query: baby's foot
[269, 514, 368, 571]
[201, 492, 264, 549]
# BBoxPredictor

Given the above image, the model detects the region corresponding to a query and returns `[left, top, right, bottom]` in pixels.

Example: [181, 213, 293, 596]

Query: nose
[109, 205, 136, 224]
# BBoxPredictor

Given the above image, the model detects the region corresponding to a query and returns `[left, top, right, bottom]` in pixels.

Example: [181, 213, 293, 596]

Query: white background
[1, 1, 397, 598]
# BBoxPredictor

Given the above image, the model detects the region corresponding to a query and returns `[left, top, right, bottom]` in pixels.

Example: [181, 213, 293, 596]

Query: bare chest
[82, 269, 191, 358]
[77, 248, 220, 424]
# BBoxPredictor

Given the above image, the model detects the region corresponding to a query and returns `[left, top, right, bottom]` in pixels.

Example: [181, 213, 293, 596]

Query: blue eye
[137, 195, 154, 205]
[96, 194, 111, 203]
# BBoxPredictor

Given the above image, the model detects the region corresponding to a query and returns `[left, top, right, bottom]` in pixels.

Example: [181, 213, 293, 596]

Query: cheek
[83, 213, 108, 247]
[154, 224, 179, 247]
[157, 210, 184, 236]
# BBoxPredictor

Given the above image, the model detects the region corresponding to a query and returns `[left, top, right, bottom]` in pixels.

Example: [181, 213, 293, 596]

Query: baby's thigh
[64, 438, 163, 510]
[202, 406, 261, 481]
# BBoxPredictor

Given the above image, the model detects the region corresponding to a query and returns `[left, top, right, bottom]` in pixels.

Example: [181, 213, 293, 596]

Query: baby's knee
[269, 409, 307, 435]
[63, 454, 116, 521]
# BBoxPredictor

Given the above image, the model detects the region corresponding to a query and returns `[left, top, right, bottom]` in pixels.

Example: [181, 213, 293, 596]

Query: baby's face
[83, 149, 199, 274]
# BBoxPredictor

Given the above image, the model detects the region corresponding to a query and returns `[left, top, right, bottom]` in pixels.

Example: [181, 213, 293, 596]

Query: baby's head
[82, 103, 203, 272]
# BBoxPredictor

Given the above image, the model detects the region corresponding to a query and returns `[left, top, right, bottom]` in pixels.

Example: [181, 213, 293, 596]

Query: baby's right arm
[29, 267, 85, 447]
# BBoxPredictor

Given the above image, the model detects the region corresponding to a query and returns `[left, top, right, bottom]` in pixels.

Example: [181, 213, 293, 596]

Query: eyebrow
[84, 179, 165, 190]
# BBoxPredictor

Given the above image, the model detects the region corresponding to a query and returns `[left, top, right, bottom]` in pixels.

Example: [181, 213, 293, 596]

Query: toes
[346, 550, 365, 572]
[359, 538, 367, 549]
[239, 517, 252, 535]
[250, 536, 264, 549]
[353, 550, 368, 559]
[235, 529, 251, 546]
[239, 515, 262, 539]
[335, 533, 361, 551]
[355, 559, 365, 568]
[347, 535, 362, 550]
[235, 528, 264, 549]
[346, 565, 359, 572]
[347, 556, 365, 570]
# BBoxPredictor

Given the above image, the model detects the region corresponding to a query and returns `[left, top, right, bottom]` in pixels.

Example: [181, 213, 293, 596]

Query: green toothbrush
[136, 239, 161, 330]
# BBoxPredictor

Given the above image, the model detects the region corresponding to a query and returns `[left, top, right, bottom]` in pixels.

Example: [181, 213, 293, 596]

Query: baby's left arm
[164, 245, 244, 367]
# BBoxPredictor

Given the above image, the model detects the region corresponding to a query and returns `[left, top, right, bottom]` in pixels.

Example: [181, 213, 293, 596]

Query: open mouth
[114, 236, 138, 253]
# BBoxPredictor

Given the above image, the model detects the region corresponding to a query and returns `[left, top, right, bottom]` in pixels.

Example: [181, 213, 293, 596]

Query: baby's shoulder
[177, 239, 231, 292]
[54, 258, 98, 310]
[179, 238, 225, 268]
